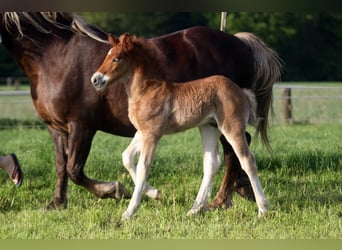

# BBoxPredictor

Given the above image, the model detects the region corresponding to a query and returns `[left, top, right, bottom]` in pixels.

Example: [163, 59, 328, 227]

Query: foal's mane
[124, 35, 167, 79]
[1, 12, 108, 43]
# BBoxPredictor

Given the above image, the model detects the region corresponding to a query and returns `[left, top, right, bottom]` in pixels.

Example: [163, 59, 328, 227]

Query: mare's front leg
[122, 132, 162, 200]
[209, 132, 255, 209]
[46, 126, 69, 210]
[65, 122, 130, 201]
[187, 125, 221, 216]
[122, 133, 159, 220]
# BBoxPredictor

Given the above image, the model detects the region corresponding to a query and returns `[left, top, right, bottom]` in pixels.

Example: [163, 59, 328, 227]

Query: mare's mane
[1, 12, 108, 43]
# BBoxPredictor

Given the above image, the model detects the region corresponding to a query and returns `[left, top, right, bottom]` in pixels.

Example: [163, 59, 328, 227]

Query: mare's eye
[113, 58, 120, 63]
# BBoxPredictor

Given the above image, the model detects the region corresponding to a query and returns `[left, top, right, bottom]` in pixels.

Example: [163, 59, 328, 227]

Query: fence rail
[0, 84, 341, 128]
[272, 84, 342, 125]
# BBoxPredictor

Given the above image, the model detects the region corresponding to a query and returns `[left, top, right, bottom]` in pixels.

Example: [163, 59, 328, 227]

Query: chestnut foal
[91, 34, 268, 220]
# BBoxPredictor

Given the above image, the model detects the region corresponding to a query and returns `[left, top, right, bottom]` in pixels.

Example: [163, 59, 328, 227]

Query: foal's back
[136, 75, 251, 135]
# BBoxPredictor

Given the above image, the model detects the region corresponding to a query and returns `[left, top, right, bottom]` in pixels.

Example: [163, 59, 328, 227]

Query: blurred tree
[78, 12, 210, 37]
[221, 12, 342, 81]
[1, 12, 342, 81]
[0, 47, 25, 77]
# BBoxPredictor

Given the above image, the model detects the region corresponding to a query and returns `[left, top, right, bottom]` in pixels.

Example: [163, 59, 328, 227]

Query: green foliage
[78, 12, 210, 37]
[1, 12, 342, 81]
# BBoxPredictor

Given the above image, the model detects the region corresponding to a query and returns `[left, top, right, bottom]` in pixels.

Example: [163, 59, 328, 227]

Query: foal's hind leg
[209, 132, 255, 209]
[222, 128, 268, 217]
[187, 125, 221, 216]
[122, 131, 162, 200]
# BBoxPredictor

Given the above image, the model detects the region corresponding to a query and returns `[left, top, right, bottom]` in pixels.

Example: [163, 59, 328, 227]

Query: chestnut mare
[0, 12, 281, 210]
[91, 34, 269, 220]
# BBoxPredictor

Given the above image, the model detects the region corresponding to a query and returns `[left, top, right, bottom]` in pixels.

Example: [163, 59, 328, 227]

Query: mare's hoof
[207, 197, 233, 210]
[115, 181, 131, 199]
[45, 199, 67, 210]
[101, 181, 131, 199]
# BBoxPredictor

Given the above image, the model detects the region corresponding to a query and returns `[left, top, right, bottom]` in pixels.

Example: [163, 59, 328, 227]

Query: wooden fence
[0, 84, 341, 128]
[272, 84, 342, 125]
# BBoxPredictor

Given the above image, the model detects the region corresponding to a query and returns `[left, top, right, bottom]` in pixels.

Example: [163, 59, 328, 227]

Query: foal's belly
[165, 112, 217, 134]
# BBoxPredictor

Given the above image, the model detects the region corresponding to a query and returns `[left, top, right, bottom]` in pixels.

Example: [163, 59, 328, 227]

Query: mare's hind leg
[187, 125, 221, 216]
[65, 123, 131, 201]
[122, 131, 162, 200]
[222, 128, 268, 217]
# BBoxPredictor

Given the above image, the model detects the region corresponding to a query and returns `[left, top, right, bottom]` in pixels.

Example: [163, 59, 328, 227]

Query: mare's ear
[108, 34, 119, 46]
[119, 33, 133, 53]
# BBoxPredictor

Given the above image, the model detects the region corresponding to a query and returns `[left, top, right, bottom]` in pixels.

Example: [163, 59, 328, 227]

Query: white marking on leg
[188, 125, 221, 216]
[122, 134, 159, 220]
[239, 153, 269, 217]
[122, 132, 162, 200]
[223, 129, 269, 217]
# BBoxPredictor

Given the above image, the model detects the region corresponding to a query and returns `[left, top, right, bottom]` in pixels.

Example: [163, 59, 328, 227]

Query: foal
[91, 34, 269, 220]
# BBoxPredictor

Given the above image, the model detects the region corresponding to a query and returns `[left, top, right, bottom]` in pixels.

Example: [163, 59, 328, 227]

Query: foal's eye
[113, 58, 120, 63]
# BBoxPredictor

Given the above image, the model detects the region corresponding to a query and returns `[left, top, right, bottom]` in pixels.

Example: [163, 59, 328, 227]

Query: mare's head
[91, 33, 134, 92]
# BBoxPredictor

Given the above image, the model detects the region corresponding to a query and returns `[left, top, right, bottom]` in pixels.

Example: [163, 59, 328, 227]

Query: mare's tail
[234, 32, 283, 151]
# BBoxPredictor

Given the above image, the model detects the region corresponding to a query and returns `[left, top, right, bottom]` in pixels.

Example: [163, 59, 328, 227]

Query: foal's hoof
[151, 189, 162, 200]
[186, 207, 206, 216]
[257, 200, 269, 218]
[121, 210, 134, 221]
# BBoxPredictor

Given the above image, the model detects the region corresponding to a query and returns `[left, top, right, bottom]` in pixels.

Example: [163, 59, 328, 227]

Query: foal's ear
[108, 34, 119, 46]
[119, 33, 133, 53]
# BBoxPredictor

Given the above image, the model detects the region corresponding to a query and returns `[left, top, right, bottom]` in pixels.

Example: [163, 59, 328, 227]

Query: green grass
[0, 124, 341, 239]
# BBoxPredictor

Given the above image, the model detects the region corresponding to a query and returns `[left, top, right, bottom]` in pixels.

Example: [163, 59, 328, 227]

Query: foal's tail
[235, 32, 283, 151]
[242, 89, 258, 128]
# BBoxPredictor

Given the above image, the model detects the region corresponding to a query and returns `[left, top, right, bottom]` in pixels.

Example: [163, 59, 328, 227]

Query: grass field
[0, 124, 340, 239]
[0, 82, 341, 239]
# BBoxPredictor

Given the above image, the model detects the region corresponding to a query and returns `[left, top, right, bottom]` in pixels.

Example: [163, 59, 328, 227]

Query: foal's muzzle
[91, 72, 107, 91]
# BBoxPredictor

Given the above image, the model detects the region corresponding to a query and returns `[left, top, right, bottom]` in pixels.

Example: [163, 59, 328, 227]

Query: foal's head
[91, 33, 134, 91]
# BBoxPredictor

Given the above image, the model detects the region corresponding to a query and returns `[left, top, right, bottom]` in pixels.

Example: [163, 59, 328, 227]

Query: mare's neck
[1, 26, 73, 82]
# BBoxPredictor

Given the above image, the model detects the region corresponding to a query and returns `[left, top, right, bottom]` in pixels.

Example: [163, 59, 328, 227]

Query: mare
[0, 12, 281, 210]
[91, 33, 268, 220]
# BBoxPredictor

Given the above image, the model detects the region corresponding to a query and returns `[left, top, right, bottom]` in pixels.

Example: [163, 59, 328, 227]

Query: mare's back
[148, 26, 254, 86]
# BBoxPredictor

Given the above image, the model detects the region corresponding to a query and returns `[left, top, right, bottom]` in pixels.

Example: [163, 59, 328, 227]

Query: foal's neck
[125, 39, 166, 97]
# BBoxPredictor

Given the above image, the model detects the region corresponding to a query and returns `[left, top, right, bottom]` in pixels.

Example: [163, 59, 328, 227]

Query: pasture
[0, 83, 341, 239]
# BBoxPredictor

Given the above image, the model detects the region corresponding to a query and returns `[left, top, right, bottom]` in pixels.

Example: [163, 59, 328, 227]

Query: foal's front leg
[122, 133, 159, 220]
[122, 132, 162, 200]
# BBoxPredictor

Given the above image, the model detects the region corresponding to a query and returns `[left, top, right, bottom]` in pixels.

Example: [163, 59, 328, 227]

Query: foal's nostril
[91, 73, 102, 86]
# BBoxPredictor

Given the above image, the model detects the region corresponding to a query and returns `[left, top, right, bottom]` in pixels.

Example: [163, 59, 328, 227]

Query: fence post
[282, 88, 293, 124]
[220, 12, 227, 32]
